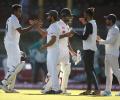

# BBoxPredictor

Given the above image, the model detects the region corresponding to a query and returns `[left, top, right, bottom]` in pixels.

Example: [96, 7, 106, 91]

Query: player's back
[4, 14, 21, 44]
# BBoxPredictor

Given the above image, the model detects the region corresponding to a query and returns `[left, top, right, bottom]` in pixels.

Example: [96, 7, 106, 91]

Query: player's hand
[29, 19, 39, 26]
[69, 32, 74, 37]
[36, 19, 43, 28]
[33, 20, 43, 31]
[65, 32, 74, 37]
[29, 19, 35, 25]
[96, 35, 101, 41]
[79, 18, 87, 25]
[96, 35, 101, 44]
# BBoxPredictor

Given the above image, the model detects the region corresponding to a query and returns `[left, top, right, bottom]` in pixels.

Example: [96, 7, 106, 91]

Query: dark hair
[11, 4, 22, 14]
[85, 7, 95, 17]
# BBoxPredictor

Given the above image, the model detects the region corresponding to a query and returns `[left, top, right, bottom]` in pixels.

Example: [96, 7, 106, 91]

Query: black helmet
[60, 8, 73, 17]
[46, 10, 59, 20]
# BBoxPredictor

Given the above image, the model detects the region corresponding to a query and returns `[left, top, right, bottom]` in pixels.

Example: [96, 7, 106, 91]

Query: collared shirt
[99, 24, 120, 57]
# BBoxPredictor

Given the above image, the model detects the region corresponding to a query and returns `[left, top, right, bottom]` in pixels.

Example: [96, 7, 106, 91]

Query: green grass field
[0, 89, 120, 100]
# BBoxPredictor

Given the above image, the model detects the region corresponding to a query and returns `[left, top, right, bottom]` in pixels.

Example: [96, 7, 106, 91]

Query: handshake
[96, 35, 102, 44]
[28, 18, 47, 38]
[29, 18, 43, 29]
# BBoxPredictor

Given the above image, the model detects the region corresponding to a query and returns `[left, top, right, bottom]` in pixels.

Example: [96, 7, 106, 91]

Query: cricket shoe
[101, 91, 112, 96]
[43, 90, 62, 94]
[0, 81, 10, 93]
[5, 89, 19, 93]
[41, 86, 52, 93]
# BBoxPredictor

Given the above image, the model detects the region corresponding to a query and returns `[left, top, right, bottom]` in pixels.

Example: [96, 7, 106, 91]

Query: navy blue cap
[104, 14, 117, 22]
[46, 10, 59, 18]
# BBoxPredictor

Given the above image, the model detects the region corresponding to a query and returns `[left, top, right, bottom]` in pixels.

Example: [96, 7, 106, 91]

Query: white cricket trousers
[47, 49, 60, 91]
[4, 41, 21, 69]
[59, 47, 71, 91]
[105, 54, 120, 92]
[3, 41, 21, 88]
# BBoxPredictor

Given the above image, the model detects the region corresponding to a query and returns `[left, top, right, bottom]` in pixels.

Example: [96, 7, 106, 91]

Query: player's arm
[16, 19, 38, 34]
[98, 30, 119, 45]
[32, 19, 47, 38]
[59, 32, 72, 39]
[41, 35, 56, 49]
[78, 23, 93, 40]
[98, 35, 118, 45]
[16, 25, 34, 34]
[68, 41, 77, 56]
[69, 23, 93, 40]
[81, 23, 93, 40]
[59, 33, 68, 39]
[36, 28, 47, 38]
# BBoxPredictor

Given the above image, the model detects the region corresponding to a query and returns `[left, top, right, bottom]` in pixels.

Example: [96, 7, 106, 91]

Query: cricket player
[43, 8, 79, 94]
[0, 4, 37, 93]
[97, 14, 120, 96]
[58, 8, 74, 94]
[36, 10, 62, 94]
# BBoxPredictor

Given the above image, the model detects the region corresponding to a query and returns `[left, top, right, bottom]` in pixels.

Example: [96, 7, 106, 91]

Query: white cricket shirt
[47, 21, 60, 51]
[4, 14, 21, 44]
[99, 24, 120, 57]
